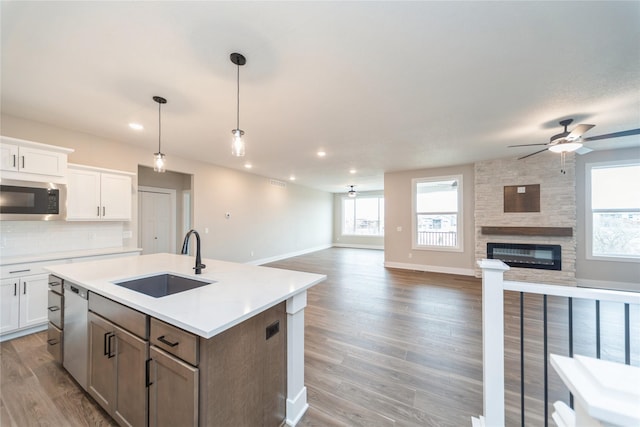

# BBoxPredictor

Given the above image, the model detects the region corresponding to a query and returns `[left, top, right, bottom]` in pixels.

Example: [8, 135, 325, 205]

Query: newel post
[476, 259, 510, 427]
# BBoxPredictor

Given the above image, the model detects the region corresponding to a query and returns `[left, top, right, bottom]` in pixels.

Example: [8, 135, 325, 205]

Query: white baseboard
[384, 261, 475, 277]
[247, 244, 333, 266]
[332, 243, 384, 250]
[577, 278, 640, 292]
[0, 323, 47, 343]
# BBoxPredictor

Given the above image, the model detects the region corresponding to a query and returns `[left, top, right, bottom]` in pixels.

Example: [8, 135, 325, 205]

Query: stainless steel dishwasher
[63, 281, 89, 390]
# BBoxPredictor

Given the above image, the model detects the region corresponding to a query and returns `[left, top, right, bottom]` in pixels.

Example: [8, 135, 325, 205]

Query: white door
[0, 278, 20, 334]
[139, 189, 174, 255]
[19, 274, 49, 328]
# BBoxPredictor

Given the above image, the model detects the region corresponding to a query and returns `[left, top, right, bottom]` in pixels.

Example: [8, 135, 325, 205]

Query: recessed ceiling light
[129, 122, 144, 131]
[317, 151, 326, 157]
[289, 175, 296, 181]
[244, 163, 252, 169]
[349, 169, 357, 174]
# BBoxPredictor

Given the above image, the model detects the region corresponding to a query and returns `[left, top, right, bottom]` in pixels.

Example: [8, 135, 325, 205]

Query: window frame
[412, 174, 463, 252]
[340, 194, 385, 237]
[586, 159, 640, 263]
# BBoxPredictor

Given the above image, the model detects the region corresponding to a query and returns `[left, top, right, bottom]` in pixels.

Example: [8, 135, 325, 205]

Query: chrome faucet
[181, 229, 206, 274]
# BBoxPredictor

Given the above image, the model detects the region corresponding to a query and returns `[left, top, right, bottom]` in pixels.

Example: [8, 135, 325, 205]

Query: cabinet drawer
[89, 292, 148, 339]
[150, 318, 199, 366]
[47, 290, 63, 329]
[47, 323, 63, 363]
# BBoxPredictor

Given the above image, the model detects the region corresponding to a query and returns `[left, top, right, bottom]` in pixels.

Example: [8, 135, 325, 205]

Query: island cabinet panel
[148, 346, 199, 427]
[198, 301, 287, 426]
[88, 308, 149, 427]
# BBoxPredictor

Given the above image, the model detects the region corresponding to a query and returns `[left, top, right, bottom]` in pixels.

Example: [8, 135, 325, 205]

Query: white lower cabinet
[0, 273, 49, 335]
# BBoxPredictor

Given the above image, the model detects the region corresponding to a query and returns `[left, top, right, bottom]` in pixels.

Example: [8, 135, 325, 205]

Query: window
[342, 195, 384, 236]
[413, 175, 462, 251]
[587, 160, 640, 260]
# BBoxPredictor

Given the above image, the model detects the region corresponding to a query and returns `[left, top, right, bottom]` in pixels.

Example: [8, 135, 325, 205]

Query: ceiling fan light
[549, 142, 583, 153]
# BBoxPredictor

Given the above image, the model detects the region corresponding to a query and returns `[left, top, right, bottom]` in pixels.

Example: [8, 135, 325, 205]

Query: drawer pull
[49, 281, 62, 287]
[47, 338, 59, 346]
[9, 269, 30, 274]
[48, 306, 60, 312]
[157, 335, 179, 347]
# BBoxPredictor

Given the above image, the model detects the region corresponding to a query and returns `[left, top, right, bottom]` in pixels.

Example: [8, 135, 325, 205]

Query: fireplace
[487, 243, 561, 270]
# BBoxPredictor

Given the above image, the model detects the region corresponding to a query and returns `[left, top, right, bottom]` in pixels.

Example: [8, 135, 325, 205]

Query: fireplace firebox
[487, 243, 561, 270]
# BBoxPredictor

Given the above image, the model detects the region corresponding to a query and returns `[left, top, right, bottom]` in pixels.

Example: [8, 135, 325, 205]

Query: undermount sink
[113, 274, 215, 298]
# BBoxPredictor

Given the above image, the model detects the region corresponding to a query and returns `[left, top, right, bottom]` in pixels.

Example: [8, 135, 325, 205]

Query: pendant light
[153, 96, 167, 173]
[230, 52, 246, 157]
[348, 185, 357, 198]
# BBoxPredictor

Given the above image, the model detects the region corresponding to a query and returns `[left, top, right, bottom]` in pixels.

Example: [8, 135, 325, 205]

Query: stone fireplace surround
[474, 154, 577, 285]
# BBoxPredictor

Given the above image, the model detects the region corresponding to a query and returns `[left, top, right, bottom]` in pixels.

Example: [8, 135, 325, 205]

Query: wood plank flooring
[1, 248, 636, 426]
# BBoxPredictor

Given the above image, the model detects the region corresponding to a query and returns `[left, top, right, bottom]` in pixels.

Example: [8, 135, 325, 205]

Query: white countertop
[1, 247, 142, 266]
[45, 253, 326, 339]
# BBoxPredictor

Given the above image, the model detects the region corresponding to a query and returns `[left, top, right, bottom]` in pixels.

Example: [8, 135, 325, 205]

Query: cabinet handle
[145, 358, 153, 387]
[13, 283, 17, 296]
[103, 206, 106, 217]
[23, 282, 27, 295]
[12, 154, 16, 167]
[157, 335, 179, 347]
[48, 281, 61, 287]
[9, 269, 30, 274]
[21, 156, 25, 169]
[48, 306, 60, 312]
[107, 333, 116, 359]
[103, 332, 110, 356]
[47, 338, 59, 346]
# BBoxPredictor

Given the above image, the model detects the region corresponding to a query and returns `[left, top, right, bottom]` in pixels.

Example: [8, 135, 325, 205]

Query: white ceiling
[2, 1, 639, 193]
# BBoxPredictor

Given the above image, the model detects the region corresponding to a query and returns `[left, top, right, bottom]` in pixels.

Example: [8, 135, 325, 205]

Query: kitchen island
[45, 253, 326, 427]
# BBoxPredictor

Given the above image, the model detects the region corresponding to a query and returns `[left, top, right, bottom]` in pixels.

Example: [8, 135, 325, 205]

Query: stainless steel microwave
[0, 179, 66, 220]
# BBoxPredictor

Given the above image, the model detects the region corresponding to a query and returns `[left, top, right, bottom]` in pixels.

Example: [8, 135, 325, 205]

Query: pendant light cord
[158, 101, 162, 153]
[236, 62, 240, 130]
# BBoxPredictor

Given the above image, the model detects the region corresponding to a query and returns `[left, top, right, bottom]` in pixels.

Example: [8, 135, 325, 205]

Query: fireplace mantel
[481, 226, 573, 237]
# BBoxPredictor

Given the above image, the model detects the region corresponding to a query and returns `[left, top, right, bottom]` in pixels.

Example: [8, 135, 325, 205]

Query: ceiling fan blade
[567, 124, 595, 140]
[508, 143, 549, 147]
[582, 128, 640, 142]
[518, 148, 548, 160]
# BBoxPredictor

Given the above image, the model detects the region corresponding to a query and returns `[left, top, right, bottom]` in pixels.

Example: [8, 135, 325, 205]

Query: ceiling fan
[509, 119, 640, 160]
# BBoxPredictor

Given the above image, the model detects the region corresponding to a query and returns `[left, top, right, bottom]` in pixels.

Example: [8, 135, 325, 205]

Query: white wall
[1, 114, 334, 263]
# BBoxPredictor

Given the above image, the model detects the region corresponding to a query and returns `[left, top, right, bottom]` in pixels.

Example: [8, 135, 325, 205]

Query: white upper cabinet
[67, 164, 134, 221]
[0, 136, 73, 183]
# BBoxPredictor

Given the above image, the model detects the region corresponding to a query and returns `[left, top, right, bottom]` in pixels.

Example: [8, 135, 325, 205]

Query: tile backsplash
[0, 221, 126, 257]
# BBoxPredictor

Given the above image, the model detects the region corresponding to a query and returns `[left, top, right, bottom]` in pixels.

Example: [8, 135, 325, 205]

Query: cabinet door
[113, 325, 148, 427]
[0, 278, 20, 334]
[0, 143, 19, 172]
[88, 312, 116, 413]
[149, 346, 198, 427]
[19, 274, 49, 328]
[101, 173, 132, 221]
[67, 169, 102, 220]
[18, 146, 64, 176]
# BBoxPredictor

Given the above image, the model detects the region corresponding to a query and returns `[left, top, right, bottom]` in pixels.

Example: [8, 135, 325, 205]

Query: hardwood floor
[1, 248, 636, 426]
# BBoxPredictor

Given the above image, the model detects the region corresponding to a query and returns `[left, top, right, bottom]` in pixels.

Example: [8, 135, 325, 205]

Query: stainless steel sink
[113, 274, 215, 298]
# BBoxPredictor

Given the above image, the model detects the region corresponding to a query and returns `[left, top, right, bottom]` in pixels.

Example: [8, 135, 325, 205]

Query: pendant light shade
[348, 185, 357, 198]
[153, 96, 167, 173]
[230, 52, 246, 157]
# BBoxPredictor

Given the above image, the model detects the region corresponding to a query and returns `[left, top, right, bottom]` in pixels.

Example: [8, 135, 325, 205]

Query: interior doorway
[137, 166, 192, 255]
[139, 187, 175, 254]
